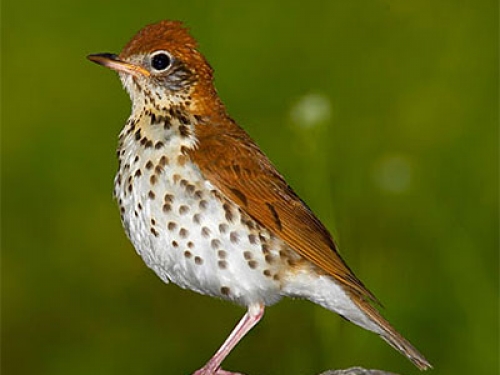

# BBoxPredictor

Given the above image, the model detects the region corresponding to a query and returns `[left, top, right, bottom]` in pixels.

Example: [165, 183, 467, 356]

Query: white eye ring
[150, 50, 173, 72]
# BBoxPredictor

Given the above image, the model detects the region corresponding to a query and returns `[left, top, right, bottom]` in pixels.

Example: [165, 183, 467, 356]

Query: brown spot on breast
[164, 117, 171, 129]
[184, 250, 192, 258]
[248, 234, 258, 245]
[145, 160, 154, 170]
[218, 260, 227, 269]
[148, 190, 155, 199]
[178, 124, 190, 137]
[179, 228, 189, 238]
[194, 256, 203, 265]
[167, 222, 177, 231]
[150, 175, 157, 185]
[241, 217, 256, 230]
[159, 156, 169, 166]
[243, 251, 252, 260]
[229, 231, 239, 243]
[179, 205, 189, 215]
[134, 129, 142, 140]
[177, 155, 188, 166]
[211, 239, 221, 249]
[154, 165, 164, 175]
[193, 213, 201, 224]
[263, 269, 272, 277]
[163, 203, 171, 212]
[201, 226, 211, 237]
[220, 286, 230, 296]
[265, 254, 275, 264]
[222, 203, 234, 222]
[218, 223, 228, 233]
[150, 227, 159, 237]
[211, 189, 223, 200]
[247, 260, 258, 269]
[179, 115, 190, 125]
[134, 169, 142, 177]
[164, 194, 174, 202]
[217, 250, 227, 259]
[199, 200, 208, 210]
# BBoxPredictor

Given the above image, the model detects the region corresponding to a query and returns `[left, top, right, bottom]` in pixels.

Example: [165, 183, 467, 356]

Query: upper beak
[87, 53, 150, 77]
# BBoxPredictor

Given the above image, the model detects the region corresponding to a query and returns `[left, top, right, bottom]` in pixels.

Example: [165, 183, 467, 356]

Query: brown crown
[120, 20, 198, 58]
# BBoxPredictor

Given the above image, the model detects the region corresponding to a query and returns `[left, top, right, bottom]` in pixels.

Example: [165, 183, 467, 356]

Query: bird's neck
[116, 85, 235, 177]
[115, 101, 198, 180]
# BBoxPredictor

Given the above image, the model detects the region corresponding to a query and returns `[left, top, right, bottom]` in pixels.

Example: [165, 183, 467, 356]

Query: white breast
[114, 120, 284, 307]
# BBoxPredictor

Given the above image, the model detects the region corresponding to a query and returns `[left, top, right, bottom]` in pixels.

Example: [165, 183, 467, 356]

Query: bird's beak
[87, 53, 150, 77]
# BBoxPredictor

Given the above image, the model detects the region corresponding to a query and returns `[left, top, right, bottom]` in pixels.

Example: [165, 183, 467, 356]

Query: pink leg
[193, 303, 265, 375]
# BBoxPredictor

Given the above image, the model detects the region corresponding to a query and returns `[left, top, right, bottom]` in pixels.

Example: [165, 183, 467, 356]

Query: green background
[2, 1, 498, 375]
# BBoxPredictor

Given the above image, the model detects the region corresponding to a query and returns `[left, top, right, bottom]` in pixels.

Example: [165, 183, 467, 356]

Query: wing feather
[189, 122, 378, 303]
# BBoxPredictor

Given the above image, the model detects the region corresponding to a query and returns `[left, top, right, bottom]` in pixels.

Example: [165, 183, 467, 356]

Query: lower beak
[87, 53, 150, 77]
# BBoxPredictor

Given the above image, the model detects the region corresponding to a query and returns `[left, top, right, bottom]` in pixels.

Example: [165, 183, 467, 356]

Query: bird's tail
[283, 273, 432, 370]
[350, 295, 432, 371]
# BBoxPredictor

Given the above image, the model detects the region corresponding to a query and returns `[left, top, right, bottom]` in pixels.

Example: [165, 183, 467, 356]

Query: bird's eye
[150, 51, 172, 72]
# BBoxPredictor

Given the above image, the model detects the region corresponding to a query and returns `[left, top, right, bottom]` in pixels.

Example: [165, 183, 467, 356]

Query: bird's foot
[192, 367, 245, 375]
[214, 369, 245, 375]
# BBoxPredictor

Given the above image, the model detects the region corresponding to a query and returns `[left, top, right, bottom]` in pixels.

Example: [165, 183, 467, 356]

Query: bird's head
[88, 21, 224, 118]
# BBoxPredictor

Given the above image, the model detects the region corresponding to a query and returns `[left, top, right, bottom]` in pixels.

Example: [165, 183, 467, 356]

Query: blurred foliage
[2, 1, 498, 375]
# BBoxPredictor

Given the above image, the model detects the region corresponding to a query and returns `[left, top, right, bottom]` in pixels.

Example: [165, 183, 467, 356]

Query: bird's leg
[193, 303, 265, 375]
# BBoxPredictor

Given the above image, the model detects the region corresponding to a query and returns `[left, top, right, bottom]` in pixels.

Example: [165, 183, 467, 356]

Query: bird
[87, 20, 432, 375]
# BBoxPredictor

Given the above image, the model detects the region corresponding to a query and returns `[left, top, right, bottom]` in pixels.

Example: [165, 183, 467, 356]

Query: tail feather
[282, 271, 432, 370]
[352, 296, 432, 371]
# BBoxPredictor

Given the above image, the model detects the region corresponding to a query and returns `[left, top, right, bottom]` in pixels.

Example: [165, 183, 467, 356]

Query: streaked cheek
[120, 73, 139, 101]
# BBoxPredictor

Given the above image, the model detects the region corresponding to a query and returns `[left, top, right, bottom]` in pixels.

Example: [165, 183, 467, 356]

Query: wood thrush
[88, 20, 431, 374]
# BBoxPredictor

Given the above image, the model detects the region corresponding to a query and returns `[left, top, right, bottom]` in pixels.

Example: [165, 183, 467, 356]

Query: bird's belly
[116, 160, 285, 307]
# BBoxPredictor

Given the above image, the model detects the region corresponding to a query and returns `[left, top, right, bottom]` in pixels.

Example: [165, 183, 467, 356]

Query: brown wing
[189, 120, 378, 303]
